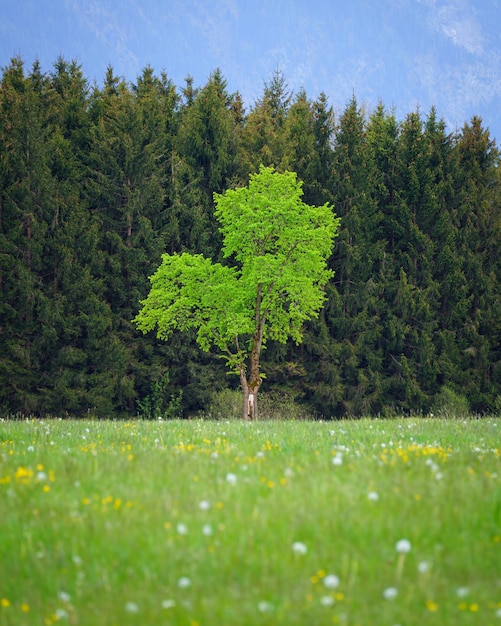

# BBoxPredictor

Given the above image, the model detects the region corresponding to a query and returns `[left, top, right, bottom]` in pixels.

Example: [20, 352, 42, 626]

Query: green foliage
[135, 166, 339, 419]
[1, 58, 500, 418]
[432, 385, 471, 417]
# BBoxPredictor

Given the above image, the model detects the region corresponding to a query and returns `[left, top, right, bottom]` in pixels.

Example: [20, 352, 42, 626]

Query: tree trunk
[240, 372, 260, 420]
[240, 327, 263, 419]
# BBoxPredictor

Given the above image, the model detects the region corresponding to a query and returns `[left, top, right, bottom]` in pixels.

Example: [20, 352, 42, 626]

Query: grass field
[1, 417, 500, 625]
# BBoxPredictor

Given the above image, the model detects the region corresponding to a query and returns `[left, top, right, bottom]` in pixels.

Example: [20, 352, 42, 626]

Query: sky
[1, 0, 500, 142]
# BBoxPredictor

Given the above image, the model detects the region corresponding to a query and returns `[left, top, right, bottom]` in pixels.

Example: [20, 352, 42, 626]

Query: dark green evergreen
[1, 57, 499, 417]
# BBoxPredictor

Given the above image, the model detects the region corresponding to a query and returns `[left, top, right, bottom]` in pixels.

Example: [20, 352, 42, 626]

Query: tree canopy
[134, 166, 340, 418]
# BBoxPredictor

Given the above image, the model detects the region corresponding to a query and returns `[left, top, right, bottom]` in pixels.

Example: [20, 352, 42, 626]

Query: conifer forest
[1, 57, 500, 418]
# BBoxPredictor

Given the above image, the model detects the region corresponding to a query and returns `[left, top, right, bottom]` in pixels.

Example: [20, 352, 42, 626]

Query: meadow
[0, 417, 500, 626]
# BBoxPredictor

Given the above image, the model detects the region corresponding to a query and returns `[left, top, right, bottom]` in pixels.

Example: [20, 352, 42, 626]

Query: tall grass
[1, 417, 500, 625]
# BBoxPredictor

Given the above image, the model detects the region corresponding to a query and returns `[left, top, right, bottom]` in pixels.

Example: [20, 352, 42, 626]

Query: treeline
[1, 57, 500, 418]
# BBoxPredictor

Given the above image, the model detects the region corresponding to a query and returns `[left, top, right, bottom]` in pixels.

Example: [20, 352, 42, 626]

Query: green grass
[1, 417, 500, 625]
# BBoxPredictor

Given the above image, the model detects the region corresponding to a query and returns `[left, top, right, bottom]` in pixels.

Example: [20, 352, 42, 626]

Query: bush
[432, 385, 470, 417]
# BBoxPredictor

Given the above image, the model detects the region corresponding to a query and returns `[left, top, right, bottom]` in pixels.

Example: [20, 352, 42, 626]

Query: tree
[134, 166, 339, 419]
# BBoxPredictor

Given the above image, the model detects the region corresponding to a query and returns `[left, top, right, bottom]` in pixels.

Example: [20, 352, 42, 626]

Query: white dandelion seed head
[27, 445, 35, 452]
[58, 591, 71, 603]
[323, 574, 340, 589]
[368, 491, 379, 501]
[178, 577, 191, 589]
[320, 595, 335, 606]
[383, 587, 398, 600]
[456, 587, 469, 598]
[396, 539, 412, 553]
[199, 500, 210, 511]
[332, 454, 343, 466]
[36, 471, 47, 482]
[418, 560, 430, 574]
[55, 608, 69, 619]
[161, 599, 175, 609]
[495, 607, 501, 618]
[202, 523, 213, 536]
[176, 523, 188, 535]
[257, 600, 273, 613]
[226, 472, 237, 485]
[125, 602, 139, 613]
[292, 541, 308, 555]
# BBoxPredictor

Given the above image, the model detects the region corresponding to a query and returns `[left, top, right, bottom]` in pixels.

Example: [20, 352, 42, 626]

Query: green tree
[134, 166, 339, 419]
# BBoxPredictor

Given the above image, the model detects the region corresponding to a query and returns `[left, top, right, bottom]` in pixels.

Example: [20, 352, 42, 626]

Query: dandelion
[257, 601, 273, 613]
[395, 539, 411, 580]
[55, 608, 69, 619]
[178, 577, 191, 589]
[226, 472, 237, 485]
[323, 574, 340, 589]
[292, 541, 308, 555]
[332, 454, 343, 466]
[383, 587, 398, 600]
[320, 595, 335, 606]
[1, 598, 10, 608]
[199, 499, 210, 511]
[418, 560, 430, 574]
[368, 491, 379, 501]
[396, 539, 411, 553]
[36, 471, 47, 481]
[161, 599, 176, 609]
[456, 587, 469, 598]
[177, 522, 188, 535]
[426, 600, 439, 612]
[125, 602, 139, 613]
[21, 603, 30, 612]
[202, 523, 213, 536]
[58, 591, 71, 603]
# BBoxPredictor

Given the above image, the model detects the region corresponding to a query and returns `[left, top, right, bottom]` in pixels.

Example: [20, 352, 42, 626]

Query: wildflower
[368, 491, 379, 501]
[202, 523, 213, 536]
[178, 577, 191, 589]
[199, 500, 210, 511]
[332, 454, 343, 466]
[383, 587, 398, 600]
[226, 472, 237, 485]
[292, 541, 308, 555]
[396, 539, 411, 553]
[456, 587, 469, 598]
[257, 601, 273, 612]
[21, 603, 30, 612]
[320, 595, 335, 606]
[36, 471, 47, 482]
[55, 608, 69, 619]
[125, 602, 139, 613]
[1, 598, 10, 608]
[161, 599, 175, 609]
[426, 600, 439, 612]
[323, 574, 340, 589]
[58, 591, 71, 603]
[177, 523, 188, 535]
[418, 561, 430, 574]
